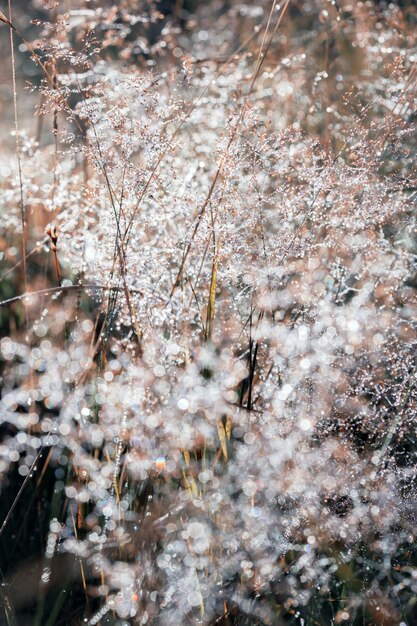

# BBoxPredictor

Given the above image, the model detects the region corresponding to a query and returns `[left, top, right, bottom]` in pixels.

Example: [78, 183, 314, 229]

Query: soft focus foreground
[0, 1, 417, 624]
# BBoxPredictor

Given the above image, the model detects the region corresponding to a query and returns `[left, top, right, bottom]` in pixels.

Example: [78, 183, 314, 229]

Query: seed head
[46, 223, 59, 251]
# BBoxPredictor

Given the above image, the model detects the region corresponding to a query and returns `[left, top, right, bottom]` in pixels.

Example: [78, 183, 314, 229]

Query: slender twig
[0, 284, 142, 309]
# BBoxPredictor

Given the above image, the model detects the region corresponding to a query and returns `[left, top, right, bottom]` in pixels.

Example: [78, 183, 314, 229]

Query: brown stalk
[204, 238, 220, 341]
[7, 0, 27, 311]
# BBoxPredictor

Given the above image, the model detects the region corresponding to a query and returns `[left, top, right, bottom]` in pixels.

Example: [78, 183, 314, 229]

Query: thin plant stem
[7, 0, 27, 301]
